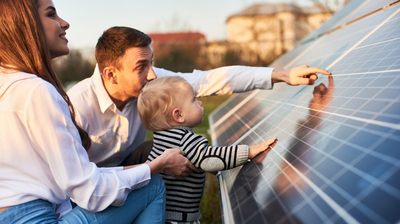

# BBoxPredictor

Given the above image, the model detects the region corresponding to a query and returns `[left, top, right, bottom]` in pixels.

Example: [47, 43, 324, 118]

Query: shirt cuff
[122, 164, 151, 190]
[254, 67, 274, 90]
[99, 166, 123, 172]
[236, 145, 250, 166]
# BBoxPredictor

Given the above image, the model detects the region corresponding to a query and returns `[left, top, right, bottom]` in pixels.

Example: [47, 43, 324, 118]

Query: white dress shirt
[0, 71, 151, 218]
[67, 65, 274, 167]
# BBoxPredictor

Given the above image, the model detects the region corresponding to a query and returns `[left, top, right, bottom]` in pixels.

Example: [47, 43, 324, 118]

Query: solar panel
[299, 0, 396, 45]
[296, 0, 366, 45]
[210, 1, 400, 223]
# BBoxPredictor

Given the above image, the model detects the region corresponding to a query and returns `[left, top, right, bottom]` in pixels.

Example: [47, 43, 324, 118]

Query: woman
[0, 0, 192, 223]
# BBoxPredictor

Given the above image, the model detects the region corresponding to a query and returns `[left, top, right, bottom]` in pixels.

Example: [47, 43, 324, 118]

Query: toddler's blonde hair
[138, 76, 190, 131]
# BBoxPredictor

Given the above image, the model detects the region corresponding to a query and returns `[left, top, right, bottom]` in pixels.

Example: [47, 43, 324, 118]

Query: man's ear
[103, 67, 118, 84]
[172, 108, 185, 123]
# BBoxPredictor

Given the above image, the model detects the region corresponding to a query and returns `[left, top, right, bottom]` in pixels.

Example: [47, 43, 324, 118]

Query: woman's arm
[25, 80, 151, 212]
[124, 149, 199, 178]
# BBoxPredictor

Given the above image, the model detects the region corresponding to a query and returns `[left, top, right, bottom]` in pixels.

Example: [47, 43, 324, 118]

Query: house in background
[147, 3, 333, 69]
[206, 3, 333, 66]
[148, 32, 206, 57]
[147, 32, 207, 71]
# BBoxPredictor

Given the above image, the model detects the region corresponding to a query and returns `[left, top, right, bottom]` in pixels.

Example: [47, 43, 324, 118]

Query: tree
[154, 46, 199, 72]
[52, 49, 95, 87]
[308, 0, 352, 12]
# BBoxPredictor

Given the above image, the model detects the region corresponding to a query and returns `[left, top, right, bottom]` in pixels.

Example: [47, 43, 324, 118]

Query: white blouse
[0, 71, 150, 218]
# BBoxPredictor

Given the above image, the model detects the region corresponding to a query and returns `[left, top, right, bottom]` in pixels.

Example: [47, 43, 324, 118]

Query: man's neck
[102, 77, 129, 111]
[110, 95, 129, 112]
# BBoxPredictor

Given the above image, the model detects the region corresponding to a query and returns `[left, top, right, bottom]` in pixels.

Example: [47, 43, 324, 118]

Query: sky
[53, 0, 316, 51]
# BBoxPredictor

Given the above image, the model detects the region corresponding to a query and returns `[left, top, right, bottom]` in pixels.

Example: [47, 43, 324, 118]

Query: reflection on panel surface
[299, 0, 396, 44]
[210, 1, 400, 224]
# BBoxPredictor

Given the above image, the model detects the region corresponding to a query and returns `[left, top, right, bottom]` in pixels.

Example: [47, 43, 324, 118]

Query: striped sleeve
[147, 128, 186, 162]
[180, 131, 249, 172]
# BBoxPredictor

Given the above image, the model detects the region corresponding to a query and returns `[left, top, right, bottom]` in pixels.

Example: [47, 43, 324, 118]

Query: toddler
[138, 76, 277, 223]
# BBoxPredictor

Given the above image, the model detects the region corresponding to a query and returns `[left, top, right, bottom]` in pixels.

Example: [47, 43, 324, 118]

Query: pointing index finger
[308, 67, 331, 76]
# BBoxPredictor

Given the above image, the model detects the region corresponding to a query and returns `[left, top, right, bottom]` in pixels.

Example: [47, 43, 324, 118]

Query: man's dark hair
[95, 26, 152, 72]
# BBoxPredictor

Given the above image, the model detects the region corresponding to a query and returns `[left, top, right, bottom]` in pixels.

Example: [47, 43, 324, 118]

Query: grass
[146, 94, 232, 224]
[196, 95, 231, 224]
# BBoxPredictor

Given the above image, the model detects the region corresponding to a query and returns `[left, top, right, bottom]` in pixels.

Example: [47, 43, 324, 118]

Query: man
[68, 26, 331, 172]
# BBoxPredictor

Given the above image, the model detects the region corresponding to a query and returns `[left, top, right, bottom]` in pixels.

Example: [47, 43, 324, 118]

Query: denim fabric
[0, 199, 58, 224]
[0, 174, 166, 224]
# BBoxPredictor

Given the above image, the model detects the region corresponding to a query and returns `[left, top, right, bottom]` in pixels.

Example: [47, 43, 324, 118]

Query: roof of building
[227, 3, 331, 21]
[147, 32, 206, 43]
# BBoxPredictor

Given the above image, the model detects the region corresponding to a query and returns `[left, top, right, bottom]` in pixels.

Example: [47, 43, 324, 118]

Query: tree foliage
[154, 47, 199, 72]
[52, 49, 95, 86]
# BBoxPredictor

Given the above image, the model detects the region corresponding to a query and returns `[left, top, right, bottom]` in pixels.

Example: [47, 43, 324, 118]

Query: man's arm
[154, 65, 330, 97]
[154, 66, 273, 97]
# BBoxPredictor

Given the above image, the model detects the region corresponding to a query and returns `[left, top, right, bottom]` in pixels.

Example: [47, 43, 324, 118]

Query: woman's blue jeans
[0, 174, 166, 224]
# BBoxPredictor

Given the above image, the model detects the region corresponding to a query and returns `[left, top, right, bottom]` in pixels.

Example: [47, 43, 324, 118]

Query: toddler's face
[179, 83, 204, 128]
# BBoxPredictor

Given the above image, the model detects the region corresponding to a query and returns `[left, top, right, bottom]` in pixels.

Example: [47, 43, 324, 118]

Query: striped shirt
[148, 127, 249, 222]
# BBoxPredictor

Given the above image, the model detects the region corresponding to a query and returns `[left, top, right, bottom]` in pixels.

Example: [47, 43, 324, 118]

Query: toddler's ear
[172, 108, 185, 123]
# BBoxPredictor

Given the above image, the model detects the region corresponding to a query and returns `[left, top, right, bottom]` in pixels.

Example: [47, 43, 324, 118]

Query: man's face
[115, 46, 156, 99]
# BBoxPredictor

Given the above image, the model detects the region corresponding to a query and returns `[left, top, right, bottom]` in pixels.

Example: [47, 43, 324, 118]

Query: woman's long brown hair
[0, 0, 91, 151]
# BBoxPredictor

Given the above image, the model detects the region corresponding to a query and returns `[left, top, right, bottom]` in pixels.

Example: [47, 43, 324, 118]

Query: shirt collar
[174, 126, 194, 132]
[92, 64, 115, 113]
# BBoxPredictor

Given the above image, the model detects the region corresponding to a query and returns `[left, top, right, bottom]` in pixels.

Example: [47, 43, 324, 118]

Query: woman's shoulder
[1, 71, 47, 87]
[0, 71, 61, 101]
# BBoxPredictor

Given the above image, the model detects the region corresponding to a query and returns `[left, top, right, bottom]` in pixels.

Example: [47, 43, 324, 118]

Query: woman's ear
[172, 108, 185, 123]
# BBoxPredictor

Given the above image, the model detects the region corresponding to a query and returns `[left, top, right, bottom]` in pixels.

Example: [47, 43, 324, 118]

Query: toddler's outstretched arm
[248, 138, 278, 159]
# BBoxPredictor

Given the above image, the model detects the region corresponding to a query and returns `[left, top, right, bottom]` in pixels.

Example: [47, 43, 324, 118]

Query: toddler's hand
[248, 137, 277, 159]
